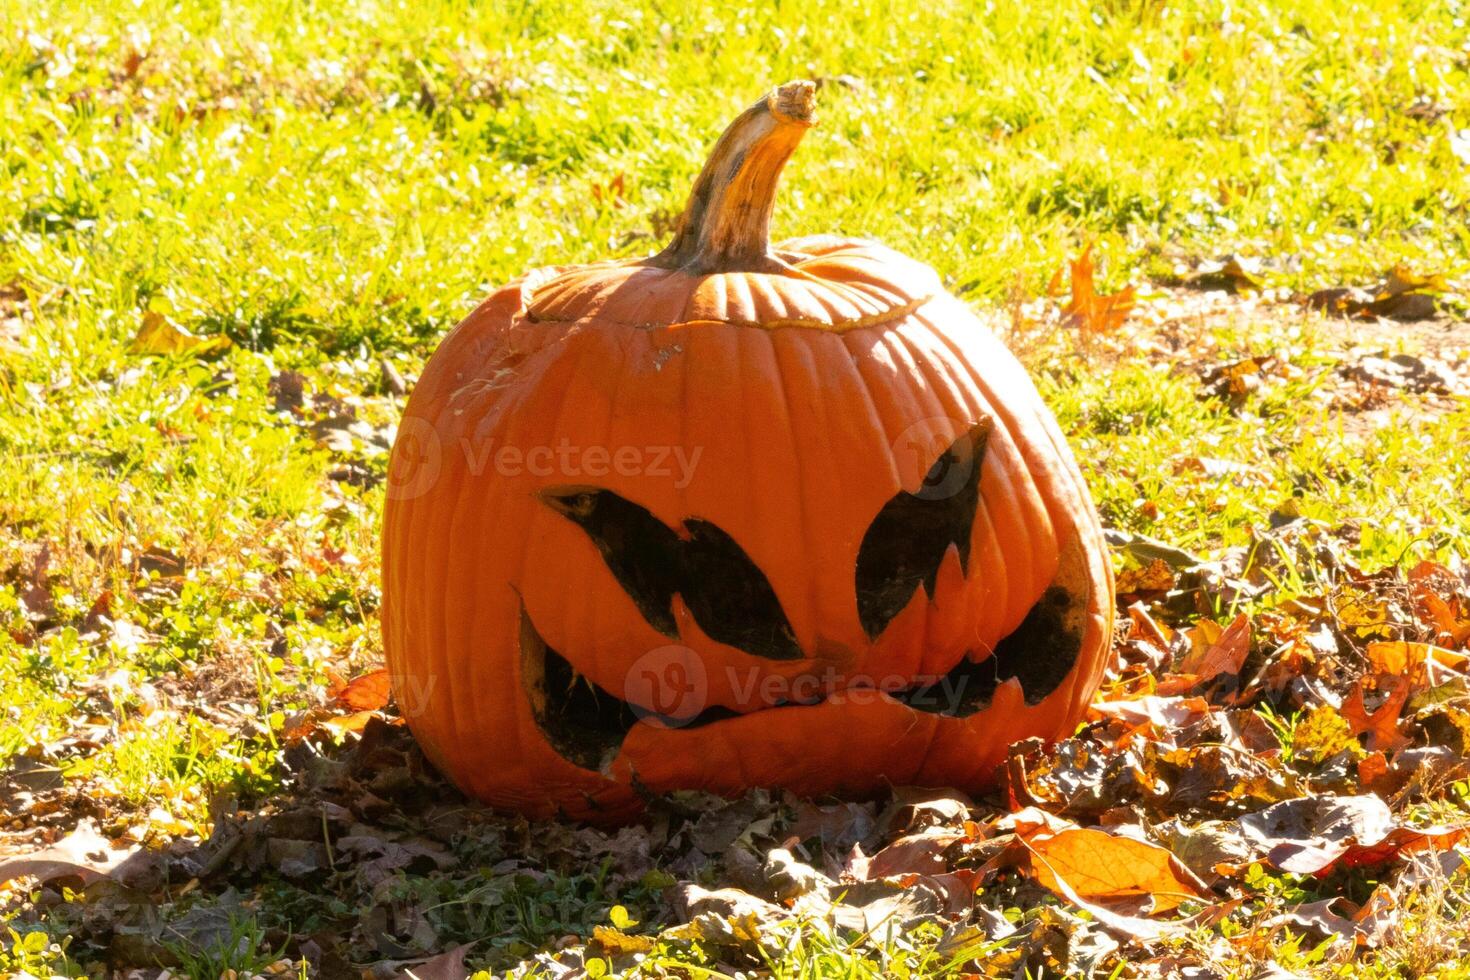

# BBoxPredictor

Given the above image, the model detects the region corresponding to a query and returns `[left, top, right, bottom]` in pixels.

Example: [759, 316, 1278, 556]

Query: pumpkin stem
[648, 81, 816, 275]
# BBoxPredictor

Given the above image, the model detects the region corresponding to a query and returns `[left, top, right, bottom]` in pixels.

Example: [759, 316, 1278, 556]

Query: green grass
[2, 0, 1469, 975]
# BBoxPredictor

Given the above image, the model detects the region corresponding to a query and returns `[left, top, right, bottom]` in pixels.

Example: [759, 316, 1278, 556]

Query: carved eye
[540, 487, 803, 661]
[893, 586, 1083, 717]
[855, 420, 993, 640]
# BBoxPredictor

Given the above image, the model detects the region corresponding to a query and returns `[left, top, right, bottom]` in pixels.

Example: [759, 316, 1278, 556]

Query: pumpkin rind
[382, 82, 1115, 821]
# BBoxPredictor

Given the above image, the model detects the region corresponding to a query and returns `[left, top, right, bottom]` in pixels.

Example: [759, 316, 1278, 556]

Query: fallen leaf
[1307, 266, 1448, 321]
[818, 877, 951, 933]
[1175, 255, 1265, 293]
[1292, 704, 1362, 765]
[591, 925, 656, 955]
[1340, 353, 1469, 396]
[1340, 676, 1412, 752]
[1155, 819, 1257, 884]
[1409, 564, 1470, 647]
[332, 668, 392, 711]
[1176, 614, 1251, 682]
[1060, 244, 1136, 335]
[1116, 559, 1176, 595]
[668, 884, 788, 954]
[1020, 826, 1213, 915]
[1088, 695, 1212, 732]
[787, 800, 877, 850]
[396, 943, 473, 980]
[1235, 794, 1468, 875]
[131, 311, 232, 356]
[863, 828, 967, 879]
[0, 820, 141, 886]
[1331, 825, 1469, 873]
[1267, 898, 1372, 948]
[763, 847, 832, 901]
[1365, 641, 1467, 688]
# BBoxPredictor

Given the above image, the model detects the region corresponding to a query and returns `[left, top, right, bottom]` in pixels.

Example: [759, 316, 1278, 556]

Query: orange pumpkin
[382, 81, 1114, 821]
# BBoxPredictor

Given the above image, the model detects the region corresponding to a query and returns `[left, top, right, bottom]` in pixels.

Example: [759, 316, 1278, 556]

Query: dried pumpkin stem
[649, 80, 816, 275]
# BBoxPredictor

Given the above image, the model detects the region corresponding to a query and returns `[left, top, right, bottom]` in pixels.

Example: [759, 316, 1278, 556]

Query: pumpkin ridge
[524, 276, 934, 332]
[903, 310, 1052, 629]
[885, 316, 1003, 678]
[761, 327, 816, 647]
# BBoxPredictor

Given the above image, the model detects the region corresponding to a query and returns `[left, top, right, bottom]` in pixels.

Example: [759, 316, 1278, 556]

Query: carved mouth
[520, 585, 1081, 774]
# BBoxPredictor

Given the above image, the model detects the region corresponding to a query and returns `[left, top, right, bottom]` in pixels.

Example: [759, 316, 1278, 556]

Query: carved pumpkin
[382, 81, 1114, 821]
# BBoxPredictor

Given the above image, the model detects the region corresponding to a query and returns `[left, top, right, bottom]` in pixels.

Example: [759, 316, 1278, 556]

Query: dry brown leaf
[1176, 614, 1251, 682]
[1126, 602, 1175, 647]
[394, 943, 473, 980]
[1088, 695, 1212, 733]
[1236, 794, 1469, 876]
[0, 820, 141, 887]
[1116, 559, 1176, 595]
[862, 828, 967, 879]
[1306, 265, 1448, 321]
[1267, 897, 1380, 948]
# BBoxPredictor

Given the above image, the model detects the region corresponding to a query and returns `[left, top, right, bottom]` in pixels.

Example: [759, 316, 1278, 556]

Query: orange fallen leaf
[1418, 591, 1470, 648]
[1357, 752, 1395, 794]
[1009, 810, 1212, 915]
[1061, 243, 1136, 335]
[332, 668, 392, 711]
[1341, 676, 1412, 752]
[1332, 825, 1469, 873]
[323, 709, 380, 734]
[1407, 564, 1470, 647]
[1021, 826, 1213, 924]
[1364, 641, 1466, 688]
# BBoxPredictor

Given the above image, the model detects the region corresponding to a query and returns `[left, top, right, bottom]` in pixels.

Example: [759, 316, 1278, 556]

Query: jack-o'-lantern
[382, 81, 1114, 821]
